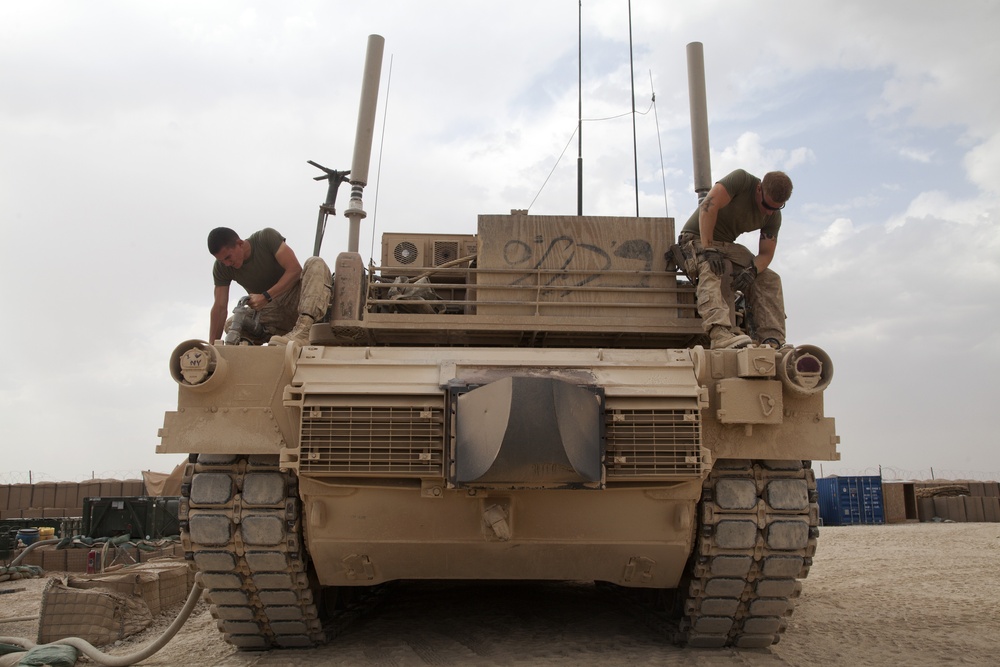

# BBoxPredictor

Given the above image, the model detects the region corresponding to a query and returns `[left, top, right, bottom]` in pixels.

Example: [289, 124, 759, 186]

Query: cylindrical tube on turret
[686, 42, 712, 202]
[351, 34, 385, 188]
[345, 34, 385, 252]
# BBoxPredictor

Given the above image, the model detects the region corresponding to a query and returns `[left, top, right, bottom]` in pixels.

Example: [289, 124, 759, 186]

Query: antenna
[628, 0, 639, 217]
[577, 0, 583, 216]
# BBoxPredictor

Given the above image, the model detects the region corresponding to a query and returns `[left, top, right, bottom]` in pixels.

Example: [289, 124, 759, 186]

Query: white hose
[8, 537, 61, 565]
[0, 575, 204, 666]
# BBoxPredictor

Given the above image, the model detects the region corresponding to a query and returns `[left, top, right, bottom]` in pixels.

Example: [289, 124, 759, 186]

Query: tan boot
[709, 325, 751, 350]
[269, 315, 315, 346]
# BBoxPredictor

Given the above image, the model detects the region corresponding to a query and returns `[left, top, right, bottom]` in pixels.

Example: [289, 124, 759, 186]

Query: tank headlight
[777, 345, 833, 396]
[169, 339, 228, 391]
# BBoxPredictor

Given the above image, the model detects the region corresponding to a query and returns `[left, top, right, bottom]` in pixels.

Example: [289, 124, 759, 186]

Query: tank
[157, 35, 840, 650]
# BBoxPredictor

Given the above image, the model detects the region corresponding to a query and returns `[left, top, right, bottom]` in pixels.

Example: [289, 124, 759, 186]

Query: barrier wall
[885, 481, 1000, 523]
[0, 479, 145, 519]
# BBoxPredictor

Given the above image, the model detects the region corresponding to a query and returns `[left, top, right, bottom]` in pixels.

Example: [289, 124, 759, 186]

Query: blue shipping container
[817, 476, 885, 526]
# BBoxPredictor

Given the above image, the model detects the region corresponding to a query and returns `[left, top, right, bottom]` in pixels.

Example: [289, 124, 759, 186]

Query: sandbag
[15, 644, 78, 666]
[67, 571, 162, 616]
[37, 579, 151, 647]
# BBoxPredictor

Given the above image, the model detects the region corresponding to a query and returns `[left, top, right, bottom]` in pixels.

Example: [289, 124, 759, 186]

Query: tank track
[179, 454, 326, 649]
[677, 458, 819, 648]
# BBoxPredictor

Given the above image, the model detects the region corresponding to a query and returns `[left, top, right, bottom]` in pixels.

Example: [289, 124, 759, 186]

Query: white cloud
[885, 190, 996, 233]
[712, 132, 815, 181]
[819, 218, 856, 248]
[965, 132, 1000, 195]
[899, 147, 933, 163]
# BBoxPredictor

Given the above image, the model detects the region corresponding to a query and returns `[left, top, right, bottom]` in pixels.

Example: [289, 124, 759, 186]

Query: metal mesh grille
[433, 241, 459, 266]
[393, 241, 419, 265]
[299, 405, 445, 476]
[605, 408, 703, 479]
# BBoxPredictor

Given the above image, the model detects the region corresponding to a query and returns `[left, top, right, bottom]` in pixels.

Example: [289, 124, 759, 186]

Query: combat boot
[709, 325, 751, 350]
[269, 315, 315, 346]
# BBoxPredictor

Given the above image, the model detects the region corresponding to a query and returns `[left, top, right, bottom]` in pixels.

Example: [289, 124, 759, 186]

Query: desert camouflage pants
[257, 256, 332, 335]
[678, 233, 786, 343]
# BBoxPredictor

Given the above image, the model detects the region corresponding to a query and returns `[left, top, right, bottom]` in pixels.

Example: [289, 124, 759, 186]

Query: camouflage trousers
[257, 256, 332, 336]
[678, 233, 786, 343]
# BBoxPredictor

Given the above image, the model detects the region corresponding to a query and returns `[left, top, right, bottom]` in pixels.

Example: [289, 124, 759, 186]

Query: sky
[2, 0, 998, 484]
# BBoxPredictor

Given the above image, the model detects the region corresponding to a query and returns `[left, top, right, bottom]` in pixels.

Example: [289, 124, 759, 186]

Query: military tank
[158, 35, 839, 650]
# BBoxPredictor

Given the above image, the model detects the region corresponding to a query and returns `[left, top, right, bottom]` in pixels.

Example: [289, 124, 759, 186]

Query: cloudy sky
[2, 1, 998, 484]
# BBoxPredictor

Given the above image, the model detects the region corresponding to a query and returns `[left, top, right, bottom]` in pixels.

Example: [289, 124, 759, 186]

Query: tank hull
[299, 480, 700, 587]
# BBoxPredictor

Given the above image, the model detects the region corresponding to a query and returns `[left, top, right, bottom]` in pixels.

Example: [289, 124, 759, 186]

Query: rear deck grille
[299, 406, 445, 476]
[605, 408, 703, 479]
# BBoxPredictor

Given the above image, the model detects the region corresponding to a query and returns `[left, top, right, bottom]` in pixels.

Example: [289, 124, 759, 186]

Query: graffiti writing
[501, 236, 654, 296]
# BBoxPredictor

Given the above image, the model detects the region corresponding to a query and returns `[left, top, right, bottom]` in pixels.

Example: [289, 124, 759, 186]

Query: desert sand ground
[2, 522, 998, 666]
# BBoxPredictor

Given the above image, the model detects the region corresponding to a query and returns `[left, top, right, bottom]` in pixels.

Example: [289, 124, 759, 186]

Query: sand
[2, 522, 998, 666]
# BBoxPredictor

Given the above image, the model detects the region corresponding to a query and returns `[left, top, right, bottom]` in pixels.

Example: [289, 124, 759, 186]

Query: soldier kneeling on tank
[678, 169, 791, 350]
[208, 227, 331, 346]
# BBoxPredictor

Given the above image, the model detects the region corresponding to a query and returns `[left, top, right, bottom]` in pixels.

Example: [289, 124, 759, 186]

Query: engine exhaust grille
[299, 405, 445, 476]
[605, 408, 703, 479]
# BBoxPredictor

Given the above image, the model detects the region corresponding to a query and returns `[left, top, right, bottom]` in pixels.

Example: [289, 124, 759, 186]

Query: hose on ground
[9, 538, 62, 566]
[0, 574, 204, 666]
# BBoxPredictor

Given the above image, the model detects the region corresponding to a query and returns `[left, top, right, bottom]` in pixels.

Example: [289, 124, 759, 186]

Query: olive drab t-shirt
[681, 169, 782, 243]
[212, 228, 287, 294]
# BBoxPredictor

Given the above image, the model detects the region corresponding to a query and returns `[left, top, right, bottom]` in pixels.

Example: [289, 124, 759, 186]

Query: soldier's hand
[701, 248, 726, 276]
[733, 264, 758, 293]
[248, 294, 268, 310]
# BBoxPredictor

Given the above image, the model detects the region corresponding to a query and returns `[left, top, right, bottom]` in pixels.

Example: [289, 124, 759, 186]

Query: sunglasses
[759, 185, 786, 211]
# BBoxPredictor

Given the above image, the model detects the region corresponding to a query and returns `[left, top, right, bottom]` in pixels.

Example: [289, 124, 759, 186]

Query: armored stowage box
[157, 36, 839, 651]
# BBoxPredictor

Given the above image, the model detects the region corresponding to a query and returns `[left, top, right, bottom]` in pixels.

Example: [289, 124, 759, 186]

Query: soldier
[207, 227, 331, 345]
[679, 169, 791, 349]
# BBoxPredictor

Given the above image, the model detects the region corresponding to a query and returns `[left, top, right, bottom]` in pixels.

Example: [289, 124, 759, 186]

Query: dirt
[2, 522, 998, 666]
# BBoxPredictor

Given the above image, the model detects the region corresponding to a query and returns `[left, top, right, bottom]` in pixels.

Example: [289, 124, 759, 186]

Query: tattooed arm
[698, 181, 732, 248]
[756, 232, 777, 272]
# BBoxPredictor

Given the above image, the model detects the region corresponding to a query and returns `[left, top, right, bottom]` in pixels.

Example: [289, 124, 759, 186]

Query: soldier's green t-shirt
[212, 228, 287, 294]
[681, 169, 782, 243]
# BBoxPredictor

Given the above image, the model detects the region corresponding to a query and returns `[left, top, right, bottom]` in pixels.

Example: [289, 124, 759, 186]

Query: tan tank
[157, 35, 839, 650]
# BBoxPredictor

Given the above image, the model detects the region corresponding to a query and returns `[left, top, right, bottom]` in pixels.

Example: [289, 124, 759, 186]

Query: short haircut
[761, 171, 793, 204]
[208, 227, 240, 255]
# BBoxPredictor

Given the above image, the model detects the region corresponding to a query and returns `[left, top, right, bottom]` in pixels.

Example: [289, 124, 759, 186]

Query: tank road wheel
[677, 459, 819, 648]
[180, 454, 326, 649]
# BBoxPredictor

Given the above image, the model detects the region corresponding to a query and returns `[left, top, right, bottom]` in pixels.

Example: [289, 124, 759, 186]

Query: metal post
[686, 42, 712, 202]
[344, 35, 385, 253]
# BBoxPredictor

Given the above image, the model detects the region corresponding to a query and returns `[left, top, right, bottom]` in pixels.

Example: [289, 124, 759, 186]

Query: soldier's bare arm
[698, 182, 732, 247]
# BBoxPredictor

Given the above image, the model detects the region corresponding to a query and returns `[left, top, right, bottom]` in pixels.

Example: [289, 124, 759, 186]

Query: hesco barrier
[817, 476, 885, 526]
[0, 479, 146, 520]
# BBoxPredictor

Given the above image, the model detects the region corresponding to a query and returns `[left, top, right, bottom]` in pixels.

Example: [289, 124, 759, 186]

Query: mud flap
[454, 376, 603, 487]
